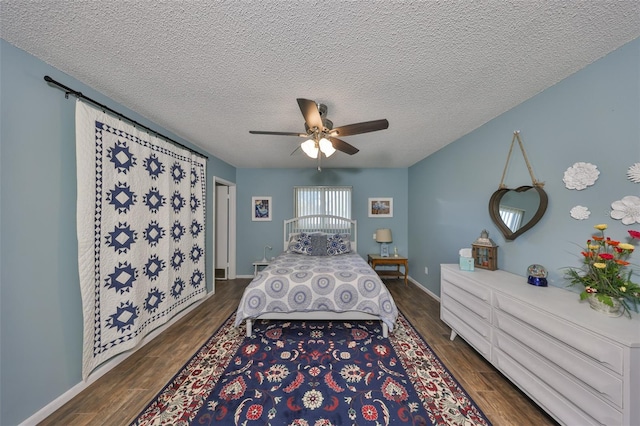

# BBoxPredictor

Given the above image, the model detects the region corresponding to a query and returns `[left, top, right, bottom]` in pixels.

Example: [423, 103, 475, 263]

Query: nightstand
[252, 261, 269, 277]
[367, 254, 408, 286]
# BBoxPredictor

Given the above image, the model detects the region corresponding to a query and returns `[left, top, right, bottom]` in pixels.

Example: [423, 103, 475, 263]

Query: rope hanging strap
[498, 131, 544, 189]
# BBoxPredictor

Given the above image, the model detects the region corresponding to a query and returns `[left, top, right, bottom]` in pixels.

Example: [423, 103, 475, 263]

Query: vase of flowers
[565, 224, 640, 318]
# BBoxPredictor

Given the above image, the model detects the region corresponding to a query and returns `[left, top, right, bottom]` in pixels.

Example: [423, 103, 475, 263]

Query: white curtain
[76, 100, 207, 379]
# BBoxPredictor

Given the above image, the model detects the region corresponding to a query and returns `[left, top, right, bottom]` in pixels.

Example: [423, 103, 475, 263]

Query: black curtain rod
[43, 75, 207, 160]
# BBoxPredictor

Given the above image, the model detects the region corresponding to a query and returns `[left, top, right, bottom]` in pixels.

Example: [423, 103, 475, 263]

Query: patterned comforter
[235, 251, 398, 331]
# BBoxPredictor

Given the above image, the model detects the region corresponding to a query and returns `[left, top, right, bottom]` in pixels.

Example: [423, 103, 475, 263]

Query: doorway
[213, 177, 236, 286]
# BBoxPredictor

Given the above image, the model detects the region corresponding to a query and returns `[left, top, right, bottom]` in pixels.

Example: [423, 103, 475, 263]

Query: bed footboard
[243, 318, 389, 338]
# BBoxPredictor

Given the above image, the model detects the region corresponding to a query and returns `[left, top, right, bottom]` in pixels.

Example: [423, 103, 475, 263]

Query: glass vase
[587, 294, 623, 317]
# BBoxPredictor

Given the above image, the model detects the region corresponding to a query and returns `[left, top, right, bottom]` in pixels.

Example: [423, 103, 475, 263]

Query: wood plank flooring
[38, 279, 557, 426]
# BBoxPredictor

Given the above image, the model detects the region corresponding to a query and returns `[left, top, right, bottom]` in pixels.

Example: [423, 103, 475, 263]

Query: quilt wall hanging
[76, 100, 207, 379]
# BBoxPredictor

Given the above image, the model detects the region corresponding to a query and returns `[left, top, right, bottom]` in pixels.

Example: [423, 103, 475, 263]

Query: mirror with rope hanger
[489, 131, 548, 240]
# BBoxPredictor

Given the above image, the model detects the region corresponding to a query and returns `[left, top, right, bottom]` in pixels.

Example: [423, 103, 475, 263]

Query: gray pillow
[309, 234, 328, 256]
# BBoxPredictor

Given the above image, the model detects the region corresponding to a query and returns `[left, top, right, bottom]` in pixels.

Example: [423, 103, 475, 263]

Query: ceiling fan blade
[328, 136, 359, 155]
[331, 119, 389, 137]
[249, 130, 307, 137]
[297, 98, 323, 131]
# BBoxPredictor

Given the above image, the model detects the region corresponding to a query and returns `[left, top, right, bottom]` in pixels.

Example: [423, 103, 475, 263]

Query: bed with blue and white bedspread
[235, 216, 398, 337]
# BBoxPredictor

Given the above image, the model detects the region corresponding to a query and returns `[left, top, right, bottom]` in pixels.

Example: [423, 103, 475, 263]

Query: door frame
[212, 176, 236, 290]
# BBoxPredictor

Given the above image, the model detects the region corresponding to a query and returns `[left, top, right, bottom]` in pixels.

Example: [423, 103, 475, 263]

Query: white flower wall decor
[563, 162, 600, 190]
[611, 196, 640, 225]
[627, 163, 640, 183]
[570, 205, 591, 220]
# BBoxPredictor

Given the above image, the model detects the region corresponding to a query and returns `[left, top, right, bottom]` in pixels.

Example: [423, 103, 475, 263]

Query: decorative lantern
[472, 229, 498, 270]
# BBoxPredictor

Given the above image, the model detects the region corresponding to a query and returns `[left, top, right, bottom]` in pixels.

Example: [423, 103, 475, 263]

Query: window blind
[294, 186, 352, 229]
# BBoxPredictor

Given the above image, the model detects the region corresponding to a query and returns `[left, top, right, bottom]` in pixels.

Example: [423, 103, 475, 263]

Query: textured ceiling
[2, 1, 639, 168]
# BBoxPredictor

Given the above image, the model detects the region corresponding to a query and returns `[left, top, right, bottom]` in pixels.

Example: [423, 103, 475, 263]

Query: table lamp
[262, 245, 272, 262]
[375, 228, 392, 257]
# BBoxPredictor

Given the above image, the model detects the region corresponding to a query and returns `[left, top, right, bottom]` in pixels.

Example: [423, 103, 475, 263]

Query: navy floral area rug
[132, 312, 491, 426]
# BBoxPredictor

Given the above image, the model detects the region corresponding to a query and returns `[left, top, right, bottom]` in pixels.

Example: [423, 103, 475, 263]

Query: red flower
[351, 329, 369, 340]
[373, 344, 390, 357]
[381, 377, 408, 402]
[361, 405, 378, 421]
[246, 404, 263, 420]
[219, 376, 247, 401]
[242, 343, 260, 356]
[629, 230, 640, 239]
[265, 328, 282, 339]
[598, 253, 614, 260]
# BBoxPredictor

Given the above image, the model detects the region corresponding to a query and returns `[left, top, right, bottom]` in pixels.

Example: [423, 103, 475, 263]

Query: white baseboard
[20, 291, 215, 426]
[407, 275, 440, 301]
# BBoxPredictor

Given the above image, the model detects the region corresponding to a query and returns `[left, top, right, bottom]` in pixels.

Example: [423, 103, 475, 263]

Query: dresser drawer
[493, 348, 618, 426]
[494, 332, 623, 426]
[441, 269, 491, 302]
[441, 306, 492, 360]
[493, 292, 624, 374]
[442, 280, 491, 321]
[494, 311, 623, 408]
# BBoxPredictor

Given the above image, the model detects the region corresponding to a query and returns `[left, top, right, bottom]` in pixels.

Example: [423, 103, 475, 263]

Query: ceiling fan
[249, 98, 389, 170]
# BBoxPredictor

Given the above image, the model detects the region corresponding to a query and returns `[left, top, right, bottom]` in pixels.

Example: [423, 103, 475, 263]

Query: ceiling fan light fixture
[249, 98, 389, 163]
[319, 138, 336, 157]
[301, 139, 319, 158]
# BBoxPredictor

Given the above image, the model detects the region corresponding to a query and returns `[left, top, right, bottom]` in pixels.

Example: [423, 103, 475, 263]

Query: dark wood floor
[38, 279, 557, 426]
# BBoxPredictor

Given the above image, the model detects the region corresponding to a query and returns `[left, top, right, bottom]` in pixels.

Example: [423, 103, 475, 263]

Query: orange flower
[606, 239, 620, 247]
[616, 260, 630, 266]
[592, 235, 604, 241]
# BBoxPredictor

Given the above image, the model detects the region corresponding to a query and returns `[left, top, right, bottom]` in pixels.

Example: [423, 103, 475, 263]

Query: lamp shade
[318, 138, 336, 157]
[301, 139, 319, 158]
[375, 228, 392, 243]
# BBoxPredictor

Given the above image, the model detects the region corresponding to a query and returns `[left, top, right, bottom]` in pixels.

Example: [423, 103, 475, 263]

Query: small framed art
[368, 197, 393, 218]
[252, 196, 272, 221]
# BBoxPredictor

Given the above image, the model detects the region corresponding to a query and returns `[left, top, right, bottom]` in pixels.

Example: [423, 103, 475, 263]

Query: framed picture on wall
[252, 196, 272, 221]
[368, 197, 393, 217]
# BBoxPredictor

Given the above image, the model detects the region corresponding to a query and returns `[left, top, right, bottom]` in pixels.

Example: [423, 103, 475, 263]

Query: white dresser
[440, 264, 640, 426]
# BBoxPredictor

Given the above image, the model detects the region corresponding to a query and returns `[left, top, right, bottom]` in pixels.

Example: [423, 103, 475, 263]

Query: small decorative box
[459, 256, 474, 271]
[459, 248, 474, 271]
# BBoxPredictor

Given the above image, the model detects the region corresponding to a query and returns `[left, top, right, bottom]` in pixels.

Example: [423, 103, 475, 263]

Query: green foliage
[565, 224, 640, 317]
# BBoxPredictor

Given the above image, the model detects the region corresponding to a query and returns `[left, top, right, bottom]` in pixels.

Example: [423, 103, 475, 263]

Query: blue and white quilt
[76, 100, 206, 379]
[235, 251, 398, 331]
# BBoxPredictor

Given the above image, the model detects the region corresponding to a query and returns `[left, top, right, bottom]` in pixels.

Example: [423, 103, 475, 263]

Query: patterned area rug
[132, 313, 491, 425]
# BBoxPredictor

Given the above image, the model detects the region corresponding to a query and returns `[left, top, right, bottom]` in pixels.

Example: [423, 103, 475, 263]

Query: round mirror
[489, 185, 548, 240]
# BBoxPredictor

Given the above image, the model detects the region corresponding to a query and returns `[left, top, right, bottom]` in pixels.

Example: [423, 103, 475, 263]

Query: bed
[235, 215, 399, 337]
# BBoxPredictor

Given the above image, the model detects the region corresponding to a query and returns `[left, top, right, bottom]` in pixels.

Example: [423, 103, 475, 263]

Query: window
[294, 186, 352, 228]
[499, 205, 524, 232]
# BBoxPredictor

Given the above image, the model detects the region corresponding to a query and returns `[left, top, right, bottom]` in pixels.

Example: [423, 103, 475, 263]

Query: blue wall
[408, 37, 640, 296]
[235, 168, 408, 274]
[0, 40, 235, 425]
